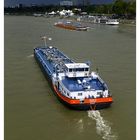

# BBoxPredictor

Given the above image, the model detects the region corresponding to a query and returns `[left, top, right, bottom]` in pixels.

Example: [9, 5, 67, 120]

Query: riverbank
[65, 16, 136, 26]
[119, 19, 136, 26]
[4, 14, 136, 27]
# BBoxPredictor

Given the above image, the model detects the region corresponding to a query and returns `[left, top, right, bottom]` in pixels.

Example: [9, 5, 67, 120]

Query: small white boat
[99, 18, 119, 25]
[106, 19, 119, 25]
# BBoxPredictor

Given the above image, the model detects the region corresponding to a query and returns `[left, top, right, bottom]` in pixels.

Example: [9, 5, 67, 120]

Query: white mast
[41, 36, 52, 47]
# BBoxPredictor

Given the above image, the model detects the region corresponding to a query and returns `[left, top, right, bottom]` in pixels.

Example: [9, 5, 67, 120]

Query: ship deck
[62, 77, 106, 92]
[35, 47, 74, 74]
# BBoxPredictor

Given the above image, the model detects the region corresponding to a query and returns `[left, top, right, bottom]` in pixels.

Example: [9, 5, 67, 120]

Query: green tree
[127, 1, 136, 15]
[112, 0, 127, 15]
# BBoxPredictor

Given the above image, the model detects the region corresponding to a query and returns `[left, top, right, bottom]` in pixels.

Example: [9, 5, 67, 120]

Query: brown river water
[5, 16, 136, 140]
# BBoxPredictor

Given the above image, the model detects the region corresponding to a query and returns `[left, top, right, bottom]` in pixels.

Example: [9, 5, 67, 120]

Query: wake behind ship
[34, 38, 113, 110]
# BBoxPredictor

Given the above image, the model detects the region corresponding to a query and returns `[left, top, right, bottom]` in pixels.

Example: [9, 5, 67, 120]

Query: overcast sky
[4, 0, 114, 7]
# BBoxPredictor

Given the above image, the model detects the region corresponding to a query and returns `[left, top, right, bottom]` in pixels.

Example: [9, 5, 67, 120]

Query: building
[72, 0, 78, 6]
[17, 3, 24, 8]
[83, 0, 90, 6]
[60, 1, 73, 6]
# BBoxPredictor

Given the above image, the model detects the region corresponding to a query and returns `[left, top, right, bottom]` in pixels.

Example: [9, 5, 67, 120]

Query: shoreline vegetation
[4, 0, 136, 26]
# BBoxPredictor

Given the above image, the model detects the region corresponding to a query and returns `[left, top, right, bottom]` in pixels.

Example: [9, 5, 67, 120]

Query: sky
[4, 0, 114, 7]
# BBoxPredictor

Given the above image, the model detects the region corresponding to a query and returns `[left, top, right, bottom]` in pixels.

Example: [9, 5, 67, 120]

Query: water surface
[5, 16, 136, 140]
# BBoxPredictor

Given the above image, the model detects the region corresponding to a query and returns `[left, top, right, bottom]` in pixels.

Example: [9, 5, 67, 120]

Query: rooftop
[65, 63, 89, 69]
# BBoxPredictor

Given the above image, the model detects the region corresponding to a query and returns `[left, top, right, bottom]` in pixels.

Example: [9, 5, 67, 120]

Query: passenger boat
[105, 19, 119, 25]
[34, 37, 113, 110]
[99, 19, 119, 25]
[54, 21, 88, 31]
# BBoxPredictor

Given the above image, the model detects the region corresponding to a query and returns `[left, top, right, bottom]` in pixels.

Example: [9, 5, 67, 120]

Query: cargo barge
[34, 38, 113, 110]
[54, 21, 88, 31]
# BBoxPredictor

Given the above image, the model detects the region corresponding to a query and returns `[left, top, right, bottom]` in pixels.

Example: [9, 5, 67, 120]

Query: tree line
[4, 0, 136, 19]
[84, 0, 136, 18]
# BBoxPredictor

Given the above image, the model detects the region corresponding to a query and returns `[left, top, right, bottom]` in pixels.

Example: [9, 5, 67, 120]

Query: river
[5, 16, 136, 140]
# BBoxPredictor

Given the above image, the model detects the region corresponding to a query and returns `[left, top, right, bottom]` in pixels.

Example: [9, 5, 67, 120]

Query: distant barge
[34, 38, 113, 110]
[54, 21, 88, 31]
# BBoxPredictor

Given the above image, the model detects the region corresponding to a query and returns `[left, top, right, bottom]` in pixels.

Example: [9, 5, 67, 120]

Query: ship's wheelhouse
[65, 63, 90, 78]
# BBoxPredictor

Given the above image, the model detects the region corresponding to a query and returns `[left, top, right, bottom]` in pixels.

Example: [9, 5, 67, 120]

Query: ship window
[78, 93, 82, 96]
[97, 92, 102, 95]
[67, 93, 69, 96]
[85, 68, 89, 71]
[69, 69, 72, 72]
[73, 68, 76, 72]
[76, 68, 84, 72]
